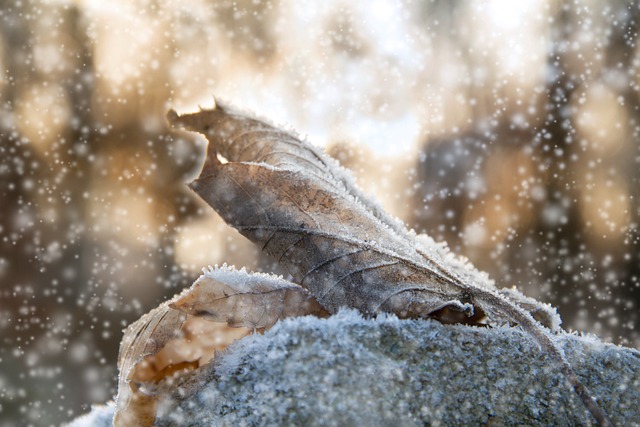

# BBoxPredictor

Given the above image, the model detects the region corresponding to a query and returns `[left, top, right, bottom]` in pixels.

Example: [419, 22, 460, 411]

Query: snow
[69, 309, 640, 426]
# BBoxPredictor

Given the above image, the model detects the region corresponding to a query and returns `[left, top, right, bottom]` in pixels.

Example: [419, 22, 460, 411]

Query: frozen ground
[70, 309, 640, 426]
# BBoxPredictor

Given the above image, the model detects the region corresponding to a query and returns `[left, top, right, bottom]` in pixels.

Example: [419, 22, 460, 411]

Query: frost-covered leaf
[114, 303, 188, 427]
[167, 102, 554, 327]
[114, 299, 246, 427]
[171, 265, 329, 329]
[114, 265, 325, 426]
[167, 102, 612, 426]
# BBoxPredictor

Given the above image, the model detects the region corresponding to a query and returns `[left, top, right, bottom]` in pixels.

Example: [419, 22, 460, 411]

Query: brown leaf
[114, 303, 188, 427]
[114, 265, 325, 426]
[167, 102, 552, 326]
[171, 265, 329, 329]
[164, 102, 611, 426]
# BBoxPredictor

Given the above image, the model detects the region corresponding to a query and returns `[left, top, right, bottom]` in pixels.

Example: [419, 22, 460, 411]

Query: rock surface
[70, 309, 640, 426]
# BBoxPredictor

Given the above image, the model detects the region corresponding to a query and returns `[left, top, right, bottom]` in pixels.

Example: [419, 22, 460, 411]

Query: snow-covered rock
[70, 309, 640, 426]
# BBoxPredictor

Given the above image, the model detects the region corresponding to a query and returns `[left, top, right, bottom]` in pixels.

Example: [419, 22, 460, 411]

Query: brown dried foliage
[112, 101, 612, 426]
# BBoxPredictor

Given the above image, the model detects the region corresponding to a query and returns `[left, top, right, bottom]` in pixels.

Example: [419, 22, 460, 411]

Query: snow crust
[70, 309, 640, 426]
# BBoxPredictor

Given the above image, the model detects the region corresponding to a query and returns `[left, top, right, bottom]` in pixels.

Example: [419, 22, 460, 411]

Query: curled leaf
[171, 265, 330, 329]
[167, 102, 553, 326]
[114, 265, 325, 426]
[114, 304, 188, 427]
[165, 101, 611, 426]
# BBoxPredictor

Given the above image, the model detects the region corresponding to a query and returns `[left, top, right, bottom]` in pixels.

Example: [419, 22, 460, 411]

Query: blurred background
[0, 0, 638, 425]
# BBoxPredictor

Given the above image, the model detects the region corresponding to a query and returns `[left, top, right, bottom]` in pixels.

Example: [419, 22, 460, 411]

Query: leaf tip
[166, 108, 179, 126]
[169, 283, 201, 314]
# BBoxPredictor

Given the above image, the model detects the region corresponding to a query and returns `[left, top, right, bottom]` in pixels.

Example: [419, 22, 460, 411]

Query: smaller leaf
[171, 265, 330, 329]
[114, 265, 327, 426]
[114, 304, 188, 427]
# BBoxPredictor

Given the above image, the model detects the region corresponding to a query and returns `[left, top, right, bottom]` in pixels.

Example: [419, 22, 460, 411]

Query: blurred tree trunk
[529, 4, 586, 319]
[0, 2, 52, 424]
[0, 3, 110, 423]
[602, 0, 640, 340]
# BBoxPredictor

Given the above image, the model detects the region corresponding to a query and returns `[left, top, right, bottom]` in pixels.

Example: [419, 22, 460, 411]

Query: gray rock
[70, 309, 640, 426]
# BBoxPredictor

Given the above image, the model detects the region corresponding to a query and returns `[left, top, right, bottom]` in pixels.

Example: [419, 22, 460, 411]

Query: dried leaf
[114, 303, 188, 427]
[166, 101, 612, 426]
[114, 266, 325, 426]
[168, 102, 543, 325]
[171, 265, 330, 329]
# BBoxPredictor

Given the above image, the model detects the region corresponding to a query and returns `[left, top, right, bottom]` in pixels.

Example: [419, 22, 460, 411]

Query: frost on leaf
[114, 101, 610, 427]
[171, 265, 329, 328]
[165, 101, 613, 426]
[114, 265, 326, 426]
[167, 101, 559, 329]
